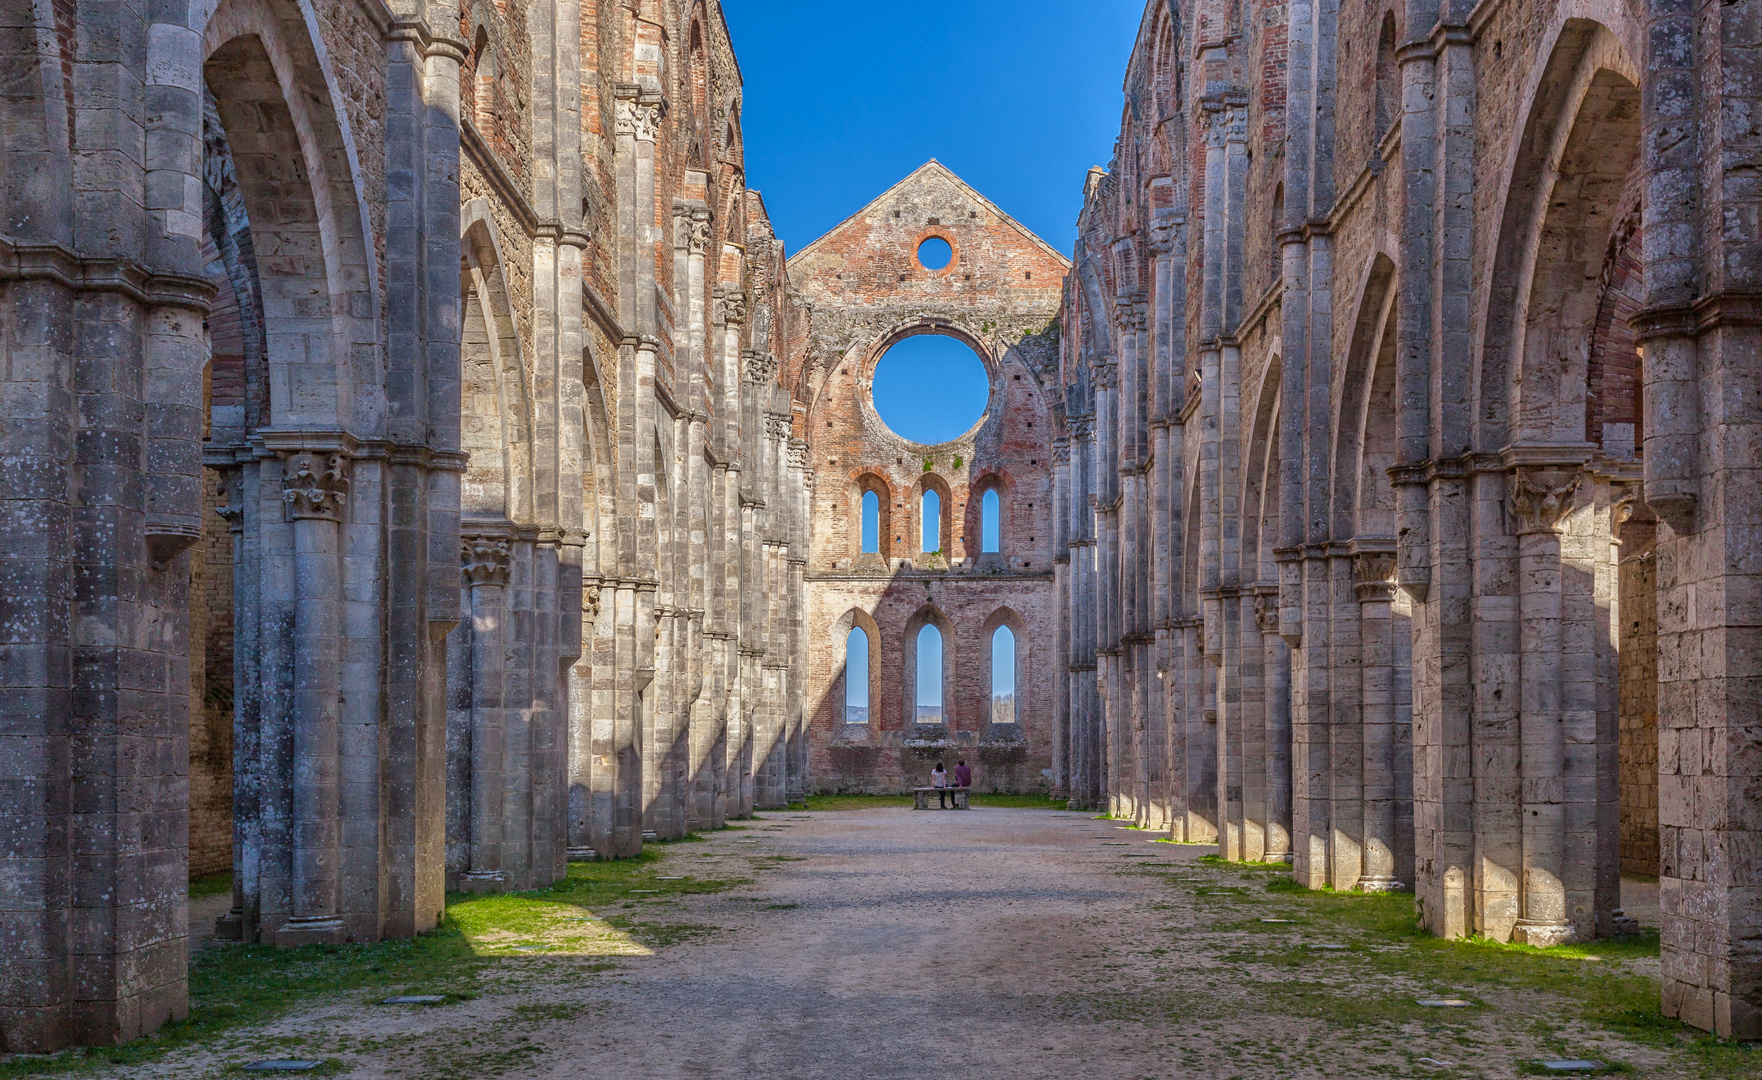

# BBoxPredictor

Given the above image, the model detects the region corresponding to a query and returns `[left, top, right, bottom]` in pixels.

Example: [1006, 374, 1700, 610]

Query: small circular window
[916, 236, 953, 271]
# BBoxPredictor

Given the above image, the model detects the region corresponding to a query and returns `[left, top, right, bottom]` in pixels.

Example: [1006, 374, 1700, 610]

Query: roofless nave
[1, 0, 1757, 1054]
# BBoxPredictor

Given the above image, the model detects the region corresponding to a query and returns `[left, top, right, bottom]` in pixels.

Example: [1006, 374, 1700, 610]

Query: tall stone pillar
[460, 534, 511, 889]
[1509, 466, 1579, 947]
[1257, 590, 1294, 862]
[1354, 550, 1405, 890]
[275, 452, 351, 947]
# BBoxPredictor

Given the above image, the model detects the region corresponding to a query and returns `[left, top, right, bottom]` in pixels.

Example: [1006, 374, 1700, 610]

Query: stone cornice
[0, 238, 216, 311]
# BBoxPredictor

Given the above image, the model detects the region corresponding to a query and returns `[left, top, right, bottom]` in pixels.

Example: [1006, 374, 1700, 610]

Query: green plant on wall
[951, 454, 963, 469]
[922, 456, 934, 473]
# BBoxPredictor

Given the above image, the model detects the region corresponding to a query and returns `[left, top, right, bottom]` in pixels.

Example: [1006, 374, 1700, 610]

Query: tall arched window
[921, 489, 941, 552]
[991, 625, 1016, 723]
[861, 490, 880, 553]
[844, 626, 869, 723]
[916, 624, 943, 723]
[981, 488, 1001, 552]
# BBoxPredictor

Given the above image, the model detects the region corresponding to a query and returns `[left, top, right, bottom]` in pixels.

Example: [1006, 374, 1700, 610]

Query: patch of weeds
[0, 852, 743, 1078]
[604, 919, 718, 948]
[190, 872, 234, 900]
[762, 902, 799, 910]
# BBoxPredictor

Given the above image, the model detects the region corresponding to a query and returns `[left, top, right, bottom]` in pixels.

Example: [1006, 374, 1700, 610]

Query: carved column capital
[615, 98, 662, 141]
[462, 535, 512, 587]
[1254, 592, 1280, 634]
[717, 288, 748, 326]
[281, 452, 350, 522]
[743, 348, 779, 386]
[688, 213, 713, 255]
[1353, 552, 1397, 602]
[1509, 468, 1581, 535]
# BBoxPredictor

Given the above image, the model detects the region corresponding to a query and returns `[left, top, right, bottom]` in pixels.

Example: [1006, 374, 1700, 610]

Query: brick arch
[848, 470, 894, 559]
[902, 604, 957, 727]
[979, 606, 1028, 725]
[829, 607, 882, 726]
[968, 469, 1013, 556]
[912, 472, 954, 556]
[202, 0, 382, 433]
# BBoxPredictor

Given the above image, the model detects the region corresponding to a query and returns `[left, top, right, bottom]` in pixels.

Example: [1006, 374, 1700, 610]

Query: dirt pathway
[96, 808, 1719, 1080]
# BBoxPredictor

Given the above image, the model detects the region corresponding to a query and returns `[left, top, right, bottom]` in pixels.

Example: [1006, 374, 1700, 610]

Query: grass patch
[0, 851, 743, 1078]
[189, 872, 233, 900]
[1181, 858, 1757, 1078]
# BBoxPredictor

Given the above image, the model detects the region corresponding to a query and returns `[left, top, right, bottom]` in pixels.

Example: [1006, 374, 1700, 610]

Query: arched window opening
[991, 625, 1016, 723]
[916, 624, 943, 723]
[844, 626, 870, 724]
[1375, 14, 1397, 141]
[861, 489, 880, 553]
[981, 488, 1000, 552]
[921, 489, 941, 553]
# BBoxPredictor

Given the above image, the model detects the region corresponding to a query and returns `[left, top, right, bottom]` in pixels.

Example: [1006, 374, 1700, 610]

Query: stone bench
[912, 786, 970, 810]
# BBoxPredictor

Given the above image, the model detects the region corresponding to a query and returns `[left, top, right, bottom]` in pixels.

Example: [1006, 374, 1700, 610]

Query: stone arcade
[1, 0, 1759, 1057]
[1056, 0, 1762, 1039]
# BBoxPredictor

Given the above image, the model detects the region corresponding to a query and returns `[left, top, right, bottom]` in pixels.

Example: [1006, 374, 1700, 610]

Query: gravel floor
[103, 808, 1706, 1080]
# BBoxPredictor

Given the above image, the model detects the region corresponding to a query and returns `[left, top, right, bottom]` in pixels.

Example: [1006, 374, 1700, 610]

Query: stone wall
[786, 163, 1068, 794]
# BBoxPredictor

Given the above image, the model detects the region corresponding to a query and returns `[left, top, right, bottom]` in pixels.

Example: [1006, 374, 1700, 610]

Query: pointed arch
[980, 607, 1029, 725]
[202, 0, 383, 433]
[1474, 16, 1642, 450]
[902, 604, 956, 727]
[460, 201, 535, 522]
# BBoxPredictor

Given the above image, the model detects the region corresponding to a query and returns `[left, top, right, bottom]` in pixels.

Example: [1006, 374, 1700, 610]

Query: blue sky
[723, 1, 1144, 442]
[724, 1, 1144, 256]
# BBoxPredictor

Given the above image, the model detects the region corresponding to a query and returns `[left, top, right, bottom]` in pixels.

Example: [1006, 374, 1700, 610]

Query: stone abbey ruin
[2, 0, 1759, 1055]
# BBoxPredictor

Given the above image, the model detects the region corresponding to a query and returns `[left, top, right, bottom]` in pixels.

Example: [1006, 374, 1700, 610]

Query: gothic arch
[913, 472, 954, 555]
[979, 606, 1029, 724]
[202, 0, 383, 434]
[829, 607, 882, 725]
[1333, 251, 1400, 541]
[1475, 15, 1642, 450]
[461, 202, 534, 523]
[849, 471, 894, 558]
[902, 604, 957, 727]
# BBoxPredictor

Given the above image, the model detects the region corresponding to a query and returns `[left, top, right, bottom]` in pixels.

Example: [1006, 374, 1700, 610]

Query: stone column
[274, 452, 350, 947]
[1257, 590, 1294, 861]
[1355, 550, 1404, 890]
[461, 535, 511, 889]
[1509, 466, 1580, 947]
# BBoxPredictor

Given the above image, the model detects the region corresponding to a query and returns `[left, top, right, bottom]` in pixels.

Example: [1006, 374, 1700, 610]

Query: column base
[1358, 876, 1410, 893]
[272, 916, 348, 948]
[567, 847, 598, 861]
[460, 870, 507, 893]
[1513, 920, 1578, 948]
[213, 909, 244, 940]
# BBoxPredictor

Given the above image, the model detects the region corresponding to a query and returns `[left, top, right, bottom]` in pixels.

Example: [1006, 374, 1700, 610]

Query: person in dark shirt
[953, 760, 972, 790]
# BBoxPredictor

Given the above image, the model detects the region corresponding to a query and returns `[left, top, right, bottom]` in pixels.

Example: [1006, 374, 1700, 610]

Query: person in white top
[931, 761, 950, 808]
